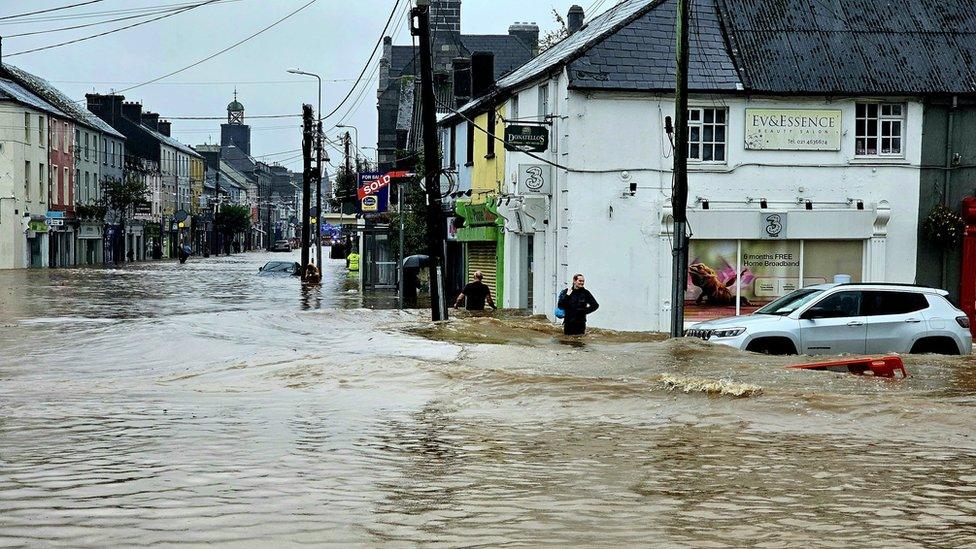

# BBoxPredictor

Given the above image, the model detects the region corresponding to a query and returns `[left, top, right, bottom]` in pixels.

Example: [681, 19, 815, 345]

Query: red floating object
[788, 355, 907, 379]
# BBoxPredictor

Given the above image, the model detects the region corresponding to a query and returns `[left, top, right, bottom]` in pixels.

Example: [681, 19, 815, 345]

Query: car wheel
[746, 337, 798, 356]
[910, 337, 960, 355]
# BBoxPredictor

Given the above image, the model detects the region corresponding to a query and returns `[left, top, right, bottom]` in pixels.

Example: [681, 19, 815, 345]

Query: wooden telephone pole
[670, 0, 690, 337]
[300, 104, 313, 273]
[412, 0, 449, 321]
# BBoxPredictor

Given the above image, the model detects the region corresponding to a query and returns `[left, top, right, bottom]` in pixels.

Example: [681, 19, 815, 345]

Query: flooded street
[2, 251, 976, 546]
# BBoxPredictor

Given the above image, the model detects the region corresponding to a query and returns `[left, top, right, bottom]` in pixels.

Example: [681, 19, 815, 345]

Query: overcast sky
[2, 0, 603, 172]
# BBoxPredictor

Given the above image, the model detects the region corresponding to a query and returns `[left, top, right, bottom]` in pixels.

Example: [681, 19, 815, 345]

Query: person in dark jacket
[558, 273, 599, 335]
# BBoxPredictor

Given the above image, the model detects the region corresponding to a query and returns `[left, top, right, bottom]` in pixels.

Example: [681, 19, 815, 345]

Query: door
[526, 236, 534, 310]
[863, 291, 930, 353]
[799, 290, 867, 354]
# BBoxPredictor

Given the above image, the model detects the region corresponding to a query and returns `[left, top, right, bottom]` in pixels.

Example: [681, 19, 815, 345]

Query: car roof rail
[835, 282, 949, 295]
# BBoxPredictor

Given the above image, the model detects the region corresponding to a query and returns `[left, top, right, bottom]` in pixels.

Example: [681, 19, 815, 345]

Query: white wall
[0, 104, 52, 269]
[557, 91, 924, 331]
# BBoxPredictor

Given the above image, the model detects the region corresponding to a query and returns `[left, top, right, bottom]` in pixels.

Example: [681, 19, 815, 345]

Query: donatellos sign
[504, 124, 549, 153]
[744, 109, 842, 151]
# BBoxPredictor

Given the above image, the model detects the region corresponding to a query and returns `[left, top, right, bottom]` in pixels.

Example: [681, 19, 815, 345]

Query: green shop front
[455, 197, 505, 304]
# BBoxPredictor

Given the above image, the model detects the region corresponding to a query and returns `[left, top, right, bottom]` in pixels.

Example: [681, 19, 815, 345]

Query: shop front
[25, 216, 49, 268]
[46, 211, 75, 268]
[456, 199, 505, 303]
[76, 222, 104, 265]
[666, 203, 892, 326]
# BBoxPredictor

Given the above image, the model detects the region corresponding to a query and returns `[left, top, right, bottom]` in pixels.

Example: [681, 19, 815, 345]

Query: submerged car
[258, 261, 300, 276]
[271, 239, 292, 252]
[686, 283, 972, 356]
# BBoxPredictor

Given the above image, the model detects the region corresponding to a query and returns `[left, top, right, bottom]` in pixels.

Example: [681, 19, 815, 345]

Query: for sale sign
[357, 172, 390, 214]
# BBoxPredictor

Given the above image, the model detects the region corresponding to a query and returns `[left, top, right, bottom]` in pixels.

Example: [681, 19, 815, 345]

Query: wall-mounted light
[856, 200, 864, 210]
[760, 198, 768, 209]
[629, 181, 637, 196]
[805, 200, 813, 210]
[701, 199, 709, 210]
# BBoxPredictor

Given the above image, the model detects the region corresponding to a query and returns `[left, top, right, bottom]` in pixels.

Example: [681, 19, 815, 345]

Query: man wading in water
[455, 271, 496, 311]
[558, 273, 599, 335]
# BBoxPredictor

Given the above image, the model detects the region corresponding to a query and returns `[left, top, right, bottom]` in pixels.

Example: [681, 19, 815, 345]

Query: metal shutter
[467, 242, 497, 297]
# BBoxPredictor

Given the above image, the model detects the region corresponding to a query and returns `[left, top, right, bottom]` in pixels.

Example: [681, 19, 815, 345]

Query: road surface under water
[2, 251, 976, 547]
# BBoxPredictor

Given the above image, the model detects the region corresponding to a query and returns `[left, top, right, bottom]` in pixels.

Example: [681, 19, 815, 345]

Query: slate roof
[718, 0, 976, 94]
[569, 0, 739, 91]
[0, 78, 68, 118]
[218, 161, 250, 191]
[1, 63, 125, 139]
[142, 125, 203, 158]
[459, 35, 533, 78]
[390, 45, 418, 80]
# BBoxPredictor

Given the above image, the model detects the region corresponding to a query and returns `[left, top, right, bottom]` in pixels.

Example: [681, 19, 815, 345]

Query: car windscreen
[755, 288, 824, 316]
[263, 262, 294, 273]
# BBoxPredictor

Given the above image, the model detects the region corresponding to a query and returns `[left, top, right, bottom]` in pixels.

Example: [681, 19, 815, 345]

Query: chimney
[470, 51, 494, 99]
[568, 5, 584, 34]
[141, 111, 160, 130]
[379, 36, 393, 93]
[121, 101, 143, 122]
[86, 93, 125, 124]
[430, 0, 461, 36]
[509, 22, 540, 56]
[452, 56, 472, 106]
[158, 120, 171, 137]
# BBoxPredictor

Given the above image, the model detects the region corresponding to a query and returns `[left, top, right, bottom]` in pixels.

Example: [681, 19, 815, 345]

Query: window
[75, 128, 80, 158]
[511, 95, 519, 120]
[538, 83, 549, 120]
[862, 291, 928, 316]
[64, 167, 69, 204]
[85, 172, 91, 204]
[856, 103, 903, 156]
[809, 291, 863, 318]
[51, 164, 57, 204]
[51, 120, 58, 151]
[466, 121, 475, 165]
[25, 161, 30, 199]
[103, 138, 107, 165]
[38, 115, 44, 147]
[486, 108, 496, 158]
[25, 113, 30, 144]
[84, 132, 90, 160]
[688, 107, 727, 162]
[38, 163, 44, 202]
[76, 169, 81, 204]
[449, 125, 457, 169]
[63, 122, 69, 153]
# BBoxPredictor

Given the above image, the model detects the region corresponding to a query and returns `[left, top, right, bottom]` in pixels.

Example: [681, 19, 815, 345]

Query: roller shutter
[467, 242, 497, 297]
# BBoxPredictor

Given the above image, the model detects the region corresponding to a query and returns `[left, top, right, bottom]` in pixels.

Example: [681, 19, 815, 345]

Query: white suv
[686, 284, 973, 356]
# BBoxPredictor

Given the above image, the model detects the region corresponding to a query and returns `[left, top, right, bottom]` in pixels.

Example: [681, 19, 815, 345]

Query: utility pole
[344, 132, 352, 182]
[412, 0, 449, 322]
[398, 182, 405, 309]
[670, 0, 690, 338]
[301, 104, 313, 274]
[316, 119, 323, 268]
[212, 171, 220, 256]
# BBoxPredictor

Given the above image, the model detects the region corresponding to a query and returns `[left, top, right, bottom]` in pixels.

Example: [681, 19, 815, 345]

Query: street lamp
[287, 67, 324, 269]
[336, 124, 360, 169]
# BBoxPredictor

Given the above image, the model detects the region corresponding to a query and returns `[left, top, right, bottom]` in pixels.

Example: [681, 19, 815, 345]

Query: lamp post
[288, 67, 324, 269]
[336, 124, 360, 171]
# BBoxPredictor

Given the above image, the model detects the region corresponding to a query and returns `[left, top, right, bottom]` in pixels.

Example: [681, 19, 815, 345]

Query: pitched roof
[218, 161, 250, 190]
[142, 125, 202, 158]
[718, 0, 976, 94]
[1, 63, 125, 139]
[0, 78, 68, 118]
[568, 0, 739, 91]
[459, 34, 533, 78]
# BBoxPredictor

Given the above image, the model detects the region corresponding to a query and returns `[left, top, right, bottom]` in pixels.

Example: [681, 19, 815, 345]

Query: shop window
[855, 103, 903, 156]
[688, 107, 727, 162]
[686, 239, 864, 321]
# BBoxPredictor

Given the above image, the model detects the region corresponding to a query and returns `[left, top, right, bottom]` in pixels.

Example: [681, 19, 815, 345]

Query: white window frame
[855, 102, 904, 158]
[687, 106, 728, 163]
[25, 112, 30, 144]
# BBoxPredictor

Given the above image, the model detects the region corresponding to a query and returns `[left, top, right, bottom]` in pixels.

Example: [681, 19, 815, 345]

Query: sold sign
[357, 173, 391, 200]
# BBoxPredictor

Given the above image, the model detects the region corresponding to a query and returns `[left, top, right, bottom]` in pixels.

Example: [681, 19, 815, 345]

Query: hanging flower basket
[921, 204, 967, 247]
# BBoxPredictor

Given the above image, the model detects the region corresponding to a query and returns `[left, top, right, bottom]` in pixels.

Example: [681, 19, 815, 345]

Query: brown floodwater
[2, 250, 976, 546]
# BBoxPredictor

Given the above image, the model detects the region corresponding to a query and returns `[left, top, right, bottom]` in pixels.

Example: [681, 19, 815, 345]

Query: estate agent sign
[744, 109, 842, 151]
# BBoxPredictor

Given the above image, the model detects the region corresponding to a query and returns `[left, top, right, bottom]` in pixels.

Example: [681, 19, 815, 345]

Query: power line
[7, 0, 224, 57]
[322, 0, 402, 120]
[51, 77, 374, 85]
[0, 0, 240, 25]
[113, 0, 317, 94]
[5, 1, 217, 38]
[0, 0, 105, 22]
[163, 113, 301, 120]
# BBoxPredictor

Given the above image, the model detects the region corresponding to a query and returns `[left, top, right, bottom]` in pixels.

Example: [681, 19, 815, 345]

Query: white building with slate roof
[442, 0, 975, 332]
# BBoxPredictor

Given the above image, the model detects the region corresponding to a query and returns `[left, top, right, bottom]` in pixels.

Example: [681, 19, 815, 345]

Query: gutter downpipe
[942, 96, 957, 289]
